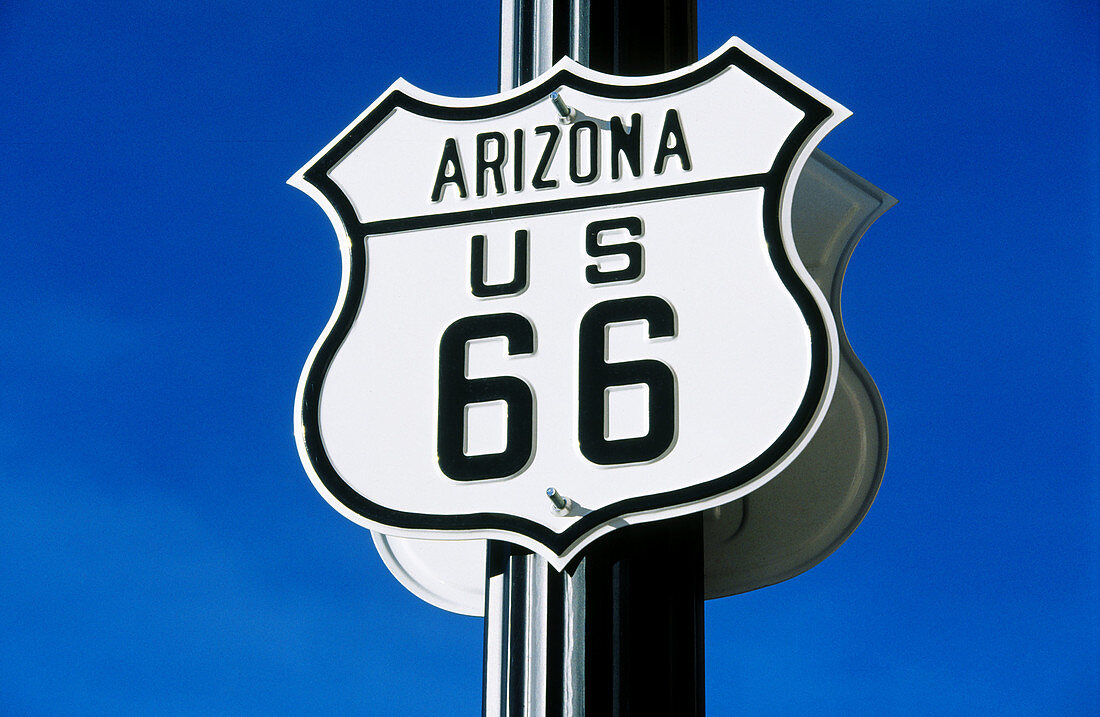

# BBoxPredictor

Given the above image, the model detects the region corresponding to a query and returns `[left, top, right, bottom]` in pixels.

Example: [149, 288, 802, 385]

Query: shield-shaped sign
[291, 38, 847, 569]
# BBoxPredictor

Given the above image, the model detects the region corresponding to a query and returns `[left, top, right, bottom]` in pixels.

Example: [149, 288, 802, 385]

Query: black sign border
[298, 44, 834, 557]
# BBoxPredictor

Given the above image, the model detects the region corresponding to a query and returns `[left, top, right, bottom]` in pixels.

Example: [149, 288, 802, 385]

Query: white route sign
[291, 38, 847, 568]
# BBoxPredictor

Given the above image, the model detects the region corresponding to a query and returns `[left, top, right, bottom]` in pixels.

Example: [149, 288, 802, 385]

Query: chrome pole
[485, 3, 703, 715]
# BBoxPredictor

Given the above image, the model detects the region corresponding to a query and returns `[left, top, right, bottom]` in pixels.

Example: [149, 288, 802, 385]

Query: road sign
[291, 38, 848, 568]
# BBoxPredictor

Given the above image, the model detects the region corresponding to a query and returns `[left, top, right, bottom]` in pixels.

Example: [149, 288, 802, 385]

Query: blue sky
[1, 1, 1096, 714]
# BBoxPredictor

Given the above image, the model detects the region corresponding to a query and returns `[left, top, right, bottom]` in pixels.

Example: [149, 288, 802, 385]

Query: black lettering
[585, 217, 643, 284]
[431, 137, 468, 201]
[610, 114, 641, 180]
[513, 128, 524, 192]
[476, 132, 506, 197]
[578, 297, 676, 465]
[438, 314, 535, 480]
[653, 109, 691, 174]
[532, 124, 560, 190]
[471, 230, 529, 298]
[569, 120, 599, 184]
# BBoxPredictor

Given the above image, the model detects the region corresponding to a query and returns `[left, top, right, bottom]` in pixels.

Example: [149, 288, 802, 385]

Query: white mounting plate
[371, 152, 893, 615]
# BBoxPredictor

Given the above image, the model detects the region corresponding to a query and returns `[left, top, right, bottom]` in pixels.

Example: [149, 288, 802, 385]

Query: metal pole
[485, 2, 703, 715]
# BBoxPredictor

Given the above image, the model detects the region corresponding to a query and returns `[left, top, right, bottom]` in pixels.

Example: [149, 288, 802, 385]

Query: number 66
[437, 295, 676, 481]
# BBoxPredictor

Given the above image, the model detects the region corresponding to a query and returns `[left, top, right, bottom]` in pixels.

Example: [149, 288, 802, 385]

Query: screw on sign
[291, 39, 848, 570]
